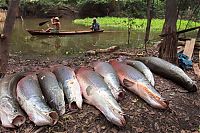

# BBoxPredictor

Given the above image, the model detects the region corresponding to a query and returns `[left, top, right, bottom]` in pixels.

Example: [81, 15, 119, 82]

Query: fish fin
[123, 79, 136, 88]
[86, 86, 93, 96]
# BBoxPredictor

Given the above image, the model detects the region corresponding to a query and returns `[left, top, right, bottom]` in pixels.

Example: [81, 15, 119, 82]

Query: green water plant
[73, 17, 200, 32]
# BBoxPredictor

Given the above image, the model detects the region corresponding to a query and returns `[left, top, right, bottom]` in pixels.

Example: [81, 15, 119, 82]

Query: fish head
[136, 83, 169, 109]
[55, 100, 66, 116]
[123, 78, 168, 109]
[29, 110, 59, 126]
[0, 98, 26, 127]
[95, 97, 126, 127]
[116, 88, 125, 101]
[105, 78, 125, 101]
[104, 105, 126, 127]
[23, 97, 59, 126]
[188, 81, 197, 92]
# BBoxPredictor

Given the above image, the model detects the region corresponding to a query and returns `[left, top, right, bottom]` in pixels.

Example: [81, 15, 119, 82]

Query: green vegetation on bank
[74, 17, 200, 31]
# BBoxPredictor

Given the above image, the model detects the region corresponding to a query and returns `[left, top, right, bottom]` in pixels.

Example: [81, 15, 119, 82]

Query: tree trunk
[197, 28, 200, 42]
[144, 0, 152, 52]
[159, 0, 178, 63]
[0, 0, 20, 77]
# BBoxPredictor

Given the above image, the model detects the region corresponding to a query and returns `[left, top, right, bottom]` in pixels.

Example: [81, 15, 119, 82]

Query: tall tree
[159, 0, 178, 63]
[144, 0, 152, 52]
[0, 0, 20, 77]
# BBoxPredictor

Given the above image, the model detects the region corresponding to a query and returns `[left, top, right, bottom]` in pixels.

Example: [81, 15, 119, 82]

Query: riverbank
[1, 47, 200, 132]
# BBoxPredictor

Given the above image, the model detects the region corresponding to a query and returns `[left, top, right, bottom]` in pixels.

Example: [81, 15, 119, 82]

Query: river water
[1, 18, 195, 58]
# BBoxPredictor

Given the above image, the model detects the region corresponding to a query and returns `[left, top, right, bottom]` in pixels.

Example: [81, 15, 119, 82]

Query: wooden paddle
[38, 15, 62, 26]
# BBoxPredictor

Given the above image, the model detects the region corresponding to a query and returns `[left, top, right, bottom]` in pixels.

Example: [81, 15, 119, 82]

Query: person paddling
[46, 17, 61, 33]
[90, 17, 100, 31]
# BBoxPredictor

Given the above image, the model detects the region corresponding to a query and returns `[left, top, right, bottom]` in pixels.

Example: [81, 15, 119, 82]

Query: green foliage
[0, 0, 8, 8]
[3, 0, 199, 20]
[178, 0, 200, 20]
[119, 0, 147, 18]
[74, 17, 200, 31]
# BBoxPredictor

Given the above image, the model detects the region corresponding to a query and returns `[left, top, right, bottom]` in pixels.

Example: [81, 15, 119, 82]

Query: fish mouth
[116, 116, 126, 127]
[141, 87, 169, 109]
[104, 100, 126, 126]
[189, 83, 197, 92]
[107, 109, 126, 127]
[117, 91, 125, 101]
[12, 115, 26, 127]
[69, 101, 79, 111]
[150, 97, 169, 109]
[49, 111, 59, 125]
[57, 106, 66, 116]
[120, 117, 126, 127]
[139, 84, 169, 109]
[32, 111, 59, 126]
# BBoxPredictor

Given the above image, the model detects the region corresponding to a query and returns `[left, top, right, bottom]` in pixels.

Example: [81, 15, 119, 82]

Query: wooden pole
[144, 0, 152, 53]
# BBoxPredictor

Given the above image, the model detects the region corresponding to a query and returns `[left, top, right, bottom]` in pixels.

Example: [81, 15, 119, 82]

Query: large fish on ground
[52, 65, 82, 110]
[0, 73, 26, 128]
[76, 67, 126, 126]
[135, 56, 197, 92]
[93, 61, 124, 100]
[109, 59, 168, 109]
[16, 73, 59, 126]
[37, 70, 65, 116]
[125, 60, 155, 86]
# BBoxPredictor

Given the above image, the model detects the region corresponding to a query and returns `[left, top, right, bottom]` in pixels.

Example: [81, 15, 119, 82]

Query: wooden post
[183, 38, 196, 60]
[197, 28, 200, 42]
[0, 0, 20, 77]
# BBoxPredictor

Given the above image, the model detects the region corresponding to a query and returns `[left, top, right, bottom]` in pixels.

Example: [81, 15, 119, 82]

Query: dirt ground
[0, 48, 200, 133]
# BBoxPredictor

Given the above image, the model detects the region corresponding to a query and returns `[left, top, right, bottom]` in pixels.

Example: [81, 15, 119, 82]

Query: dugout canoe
[26, 29, 104, 36]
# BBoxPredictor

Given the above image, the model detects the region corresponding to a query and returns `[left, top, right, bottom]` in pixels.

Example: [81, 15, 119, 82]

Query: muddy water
[0, 18, 166, 57]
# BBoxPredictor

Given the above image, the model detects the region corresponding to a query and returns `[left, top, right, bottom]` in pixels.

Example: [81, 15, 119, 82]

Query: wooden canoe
[26, 29, 104, 36]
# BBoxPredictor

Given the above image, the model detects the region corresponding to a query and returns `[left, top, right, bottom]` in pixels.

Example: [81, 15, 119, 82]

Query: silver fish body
[52, 65, 83, 110]
[93, 61, 124, 100]
[0, 73, 26, 128]
[76, 67, 126, 126]
[125, 60, 155, 86]
[109, 60, 168, 109]
[37, 70, 65, 115]
[16, 73, 58, 126]
[136, 57, 197, 92]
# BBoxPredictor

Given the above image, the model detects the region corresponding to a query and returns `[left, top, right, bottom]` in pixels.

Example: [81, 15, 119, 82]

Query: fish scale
[52, 65, 83, 110]
[109, 59, 168, 109]
[93, 61, 124, 100]
[0, 73, 26, 128]
[136, 56, 197, 92]
[37, 71, 66, 116]
[76, 67, 126, 126]
[16, 73, 59, 126]
[125, 60, 155, 86]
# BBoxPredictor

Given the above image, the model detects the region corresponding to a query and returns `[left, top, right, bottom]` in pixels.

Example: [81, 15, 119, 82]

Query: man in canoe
[46, 17, 61, 33]
[90, 17, 100, 31]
